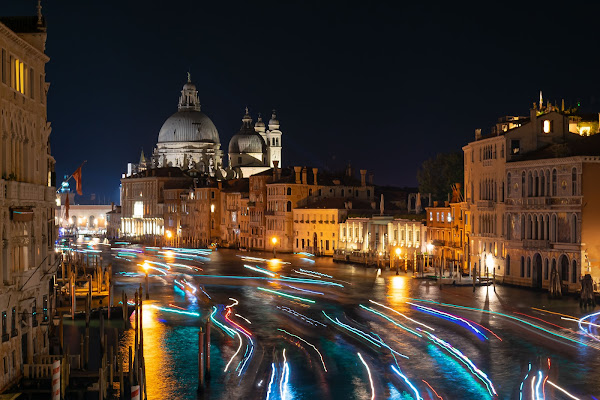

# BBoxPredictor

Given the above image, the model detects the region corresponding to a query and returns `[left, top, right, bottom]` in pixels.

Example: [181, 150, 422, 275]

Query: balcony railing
[522, 239, 550, 249]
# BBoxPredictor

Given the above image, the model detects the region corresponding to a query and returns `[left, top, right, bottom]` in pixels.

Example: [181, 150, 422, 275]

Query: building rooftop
[510, 131, 600, 162]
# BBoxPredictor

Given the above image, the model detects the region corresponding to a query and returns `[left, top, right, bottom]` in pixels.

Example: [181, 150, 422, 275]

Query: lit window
[543, 120, 551, 134]
[210, 204, 215, 213]
[447, 213, 452, 223]
[429, 212, 433, 221]
[13, 59, 25, 94]
[133, 201, 143, 218]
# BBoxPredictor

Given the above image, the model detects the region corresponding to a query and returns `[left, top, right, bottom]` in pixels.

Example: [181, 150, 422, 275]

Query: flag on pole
[72, 166, 83, 195]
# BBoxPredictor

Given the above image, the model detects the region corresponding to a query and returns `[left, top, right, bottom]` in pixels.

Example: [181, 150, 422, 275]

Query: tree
[417, 152, 464, 202]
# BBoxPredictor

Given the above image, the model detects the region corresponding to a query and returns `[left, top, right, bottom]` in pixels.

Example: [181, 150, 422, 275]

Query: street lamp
[395, 247, 401, 275]
[272, 237, 278, 258]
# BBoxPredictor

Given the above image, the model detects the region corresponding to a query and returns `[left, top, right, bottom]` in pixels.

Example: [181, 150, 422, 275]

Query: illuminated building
[228, 109, 283, 178]
[120, 167, 192, 241]
[293, 199, 351, 255]
[0, 8, 57, 391]
[59, 204, 112, 235]
[463, 95, 600, 290]
[425, 200, 467, 275]
[106, 204, 121, 239]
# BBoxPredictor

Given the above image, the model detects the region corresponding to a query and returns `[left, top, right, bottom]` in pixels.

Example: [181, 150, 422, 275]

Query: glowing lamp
[165, 230, 173, 239]
[272, 237, 278, 245]
[395, 247, 401, 256]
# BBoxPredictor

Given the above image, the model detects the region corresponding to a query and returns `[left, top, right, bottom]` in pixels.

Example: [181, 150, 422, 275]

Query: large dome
[157, 110, 220, 143]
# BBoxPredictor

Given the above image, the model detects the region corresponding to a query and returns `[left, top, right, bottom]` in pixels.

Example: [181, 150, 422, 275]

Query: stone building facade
[463, 98, 600, 290]
[0, 12, 57, 390]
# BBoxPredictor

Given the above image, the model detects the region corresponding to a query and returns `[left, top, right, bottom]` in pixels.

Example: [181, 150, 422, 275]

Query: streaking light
[358, 352, 375, 400]
[369, 300, 435, 331]
[244, 264, 276, 277]
[278, 329, 327, 372]
[391, 365, 421, 400]
[150, 304, 200, 317]
[408, 302, 487, 340]
[299, 268, 332, 278]
[360, 304, 422, 337]
[547, 381, 582, 400]
[266, 363, 276, 400]
[257, 287, 315, 304]
[421, 330, 497, 396]
[421, 380, 443, 399]
[280, 349, 290, 400]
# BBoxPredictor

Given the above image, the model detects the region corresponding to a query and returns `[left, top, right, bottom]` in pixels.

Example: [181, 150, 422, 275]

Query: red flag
[72, 166, 82, 195]
[64, 194, 69, 221]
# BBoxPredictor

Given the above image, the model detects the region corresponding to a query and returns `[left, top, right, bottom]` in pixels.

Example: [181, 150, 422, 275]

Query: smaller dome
[229, 108, 267, 154]
[255, 114, 265, 128]
[183, 82, 196, 91]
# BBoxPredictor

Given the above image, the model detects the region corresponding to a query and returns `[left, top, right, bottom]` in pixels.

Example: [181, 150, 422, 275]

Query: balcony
[476, 200, 494, 210]
[522, 239, 550, 249]
[6, 181, 46, 202]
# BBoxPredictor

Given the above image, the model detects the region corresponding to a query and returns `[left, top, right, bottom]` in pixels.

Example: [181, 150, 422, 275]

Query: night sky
[3, 1, 600, 204]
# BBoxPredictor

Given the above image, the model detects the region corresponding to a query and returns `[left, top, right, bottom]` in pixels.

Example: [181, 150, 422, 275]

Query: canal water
[105, 247, 599, 399]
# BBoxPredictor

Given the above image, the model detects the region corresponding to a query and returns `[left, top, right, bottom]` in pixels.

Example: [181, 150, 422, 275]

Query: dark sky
[4, 1, 600, 203]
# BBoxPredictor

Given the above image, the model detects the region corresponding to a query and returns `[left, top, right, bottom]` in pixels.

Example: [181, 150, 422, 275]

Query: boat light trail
[223, 330, 243, 373]
[189, 274, 343, 287]
[266, 363, 276, 400]
[210, 306, 235, 338]
[244, 264, 276, 277]
[278, 306, 326, 327]
[280, 349, 290, 400]
[295, 252, 315, 257]
[535, 371, 543, 400]
[579, 311, 600, 342]
[150, 305, 200, 317]
[421, 380, 443, 399]
[391, 365, 421, 400]
[286, 285, 324, 295]
[235, 314, 251, 324]
[369, 300, 435, 330]
[298, 268, 332, 278]
[547, 381, 582, 400]
[257, 287, 315, 303]
[408, 302, 487, 340]
[357, 353, 375, 400]
[407, 298, 590, 348]
[561, 317, 600, 328]
[359, 305, 422, 337]
[278, 329, 327, 372]
[421, 330, 497, 396]
[520, 363, 531, 400]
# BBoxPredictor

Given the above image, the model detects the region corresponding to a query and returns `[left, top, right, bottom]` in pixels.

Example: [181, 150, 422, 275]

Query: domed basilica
[127, 75, 282, 180]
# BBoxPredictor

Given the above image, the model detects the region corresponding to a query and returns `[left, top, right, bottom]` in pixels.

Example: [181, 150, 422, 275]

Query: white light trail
[357, 352, 375, 400]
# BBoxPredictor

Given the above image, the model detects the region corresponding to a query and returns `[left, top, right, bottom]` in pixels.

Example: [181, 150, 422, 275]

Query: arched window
[309, 189, 313, 196]
[286, 201, 291, 212]
[572, 214, 577, 243]
[544, 258, 549, 280]
[572, 167, 577, 195]
[527, 257, 531, 278]
[552, 169, 557, 196]
[527, 171, 533, 197]
[560, 255, 569, 282]
[534, 171, 539, 197]
[520, 256, 525, 277]
[521, 171, 526, 197]
[540, 172, 545, 197]
[286, 187, 291, 196]
[506, 254, 511, 276]
[572, 260, 577, 283]
[551, 214, 557, 242]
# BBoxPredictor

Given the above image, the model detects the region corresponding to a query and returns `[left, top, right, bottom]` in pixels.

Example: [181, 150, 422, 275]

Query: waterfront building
[463, 97, 600, 290]
[0, 9, 57, 390]
[120, 167, 192, 241]
[293, 199, 351, 255]
[106, 204, 121, 239]
[425, 201, 467, 275]
[59, 204, 111, 235]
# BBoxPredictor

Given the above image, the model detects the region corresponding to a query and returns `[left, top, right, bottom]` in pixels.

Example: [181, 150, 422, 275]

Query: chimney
[475, 128, 482, 140]
[301, 167, 308, 185]
[444, 200, 449, 207]
[312, 168, 318, 185]
[272, 161, 279, 179]
[368, 173, 374, 185]
[294, 166, 302, 184]
[433, 201, 439, 207]
[111, 202, 115, 211]
[360, 169, 367, 187]
[218, 181, 222, 190]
